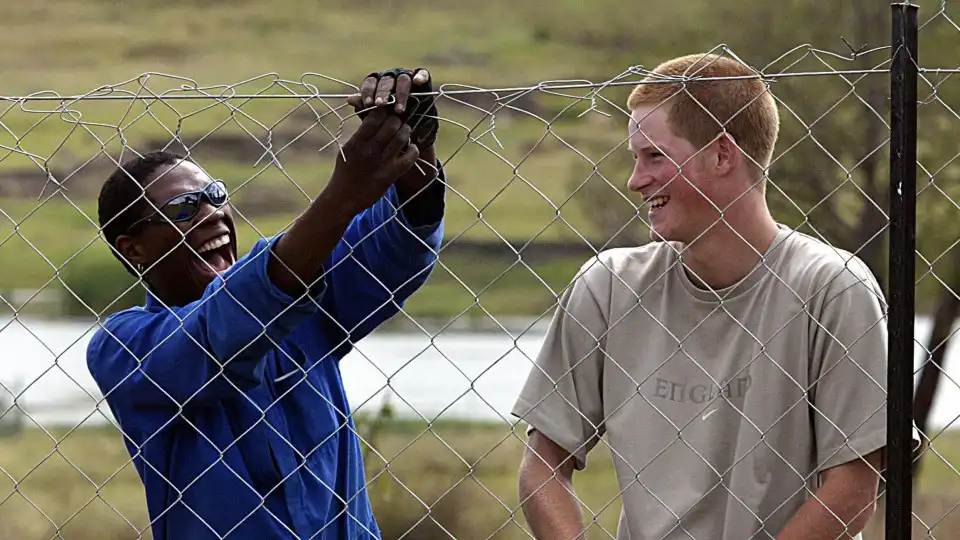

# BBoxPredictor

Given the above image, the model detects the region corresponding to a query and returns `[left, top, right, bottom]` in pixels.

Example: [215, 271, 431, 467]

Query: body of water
[2, 315, 959, 432]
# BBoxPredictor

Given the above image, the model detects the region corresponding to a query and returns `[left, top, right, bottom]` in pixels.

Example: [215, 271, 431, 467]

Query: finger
[346, 93, 363, 109]
[371, 115, 403, 148]
[394, 73, 413, 114]
[413, 69, 430, 86]
[360, 76, 379, 106]
[351, 106, 389, 143]
[381, 123, 412, 159]
[393, 143, 420, 175]
[375, 75, 395, 106]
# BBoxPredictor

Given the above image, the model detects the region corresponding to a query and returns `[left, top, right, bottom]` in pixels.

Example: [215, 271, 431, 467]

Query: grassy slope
[0, 0, 666, 318]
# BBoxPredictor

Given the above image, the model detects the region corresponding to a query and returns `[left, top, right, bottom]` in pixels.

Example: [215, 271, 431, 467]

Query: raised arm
[317, 153, 444, 343]
[316, 67, 446, 344]
[88, 108, 420, 409]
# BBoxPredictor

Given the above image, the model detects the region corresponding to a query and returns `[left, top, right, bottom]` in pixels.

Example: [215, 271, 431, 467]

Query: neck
[680, 195, 780, 290]
[144, 279, 191, 308]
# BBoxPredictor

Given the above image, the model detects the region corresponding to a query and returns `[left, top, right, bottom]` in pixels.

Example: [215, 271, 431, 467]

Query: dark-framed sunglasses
[126, 180, 229, 234]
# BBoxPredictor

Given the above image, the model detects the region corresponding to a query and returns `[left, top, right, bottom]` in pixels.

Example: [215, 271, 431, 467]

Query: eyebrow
[630, 141, 669, 153]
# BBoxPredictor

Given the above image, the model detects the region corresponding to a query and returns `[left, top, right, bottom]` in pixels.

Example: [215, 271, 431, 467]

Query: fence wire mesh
[0, 7, 958, 540]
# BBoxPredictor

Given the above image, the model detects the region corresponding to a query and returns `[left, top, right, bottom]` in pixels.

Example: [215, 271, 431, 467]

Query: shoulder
[563, 241, 678, 309]
[86, 300, 183, 360]
[85, 307, 151, 376]
[575, 241, 678, 287]
[775, 228, 885, 309]
[87, 307, 149, 350]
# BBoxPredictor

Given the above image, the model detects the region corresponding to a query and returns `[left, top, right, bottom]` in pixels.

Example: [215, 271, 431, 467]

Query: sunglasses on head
[126, 180, 229, 234]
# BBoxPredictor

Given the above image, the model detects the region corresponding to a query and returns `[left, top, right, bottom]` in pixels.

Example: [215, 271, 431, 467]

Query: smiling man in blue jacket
[87, 68, 444, 539]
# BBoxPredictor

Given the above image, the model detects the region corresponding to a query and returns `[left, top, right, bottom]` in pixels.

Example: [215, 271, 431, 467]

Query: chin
[648, 225, 676, 243]
[186, 260, 230, 297]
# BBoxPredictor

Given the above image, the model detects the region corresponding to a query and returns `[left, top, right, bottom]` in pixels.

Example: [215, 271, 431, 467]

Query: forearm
[775, 479, 877, 540]
[519, 461, 585, 540]
[338, 146, 443, 284]
[268, 188, 356, 297]
[271, 152, 440, 319]
[321, 183, 442, 339]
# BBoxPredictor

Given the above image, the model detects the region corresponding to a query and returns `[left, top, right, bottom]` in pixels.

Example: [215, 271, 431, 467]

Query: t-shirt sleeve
[511, 259, 609, 470]
[809, 255, 893, 472]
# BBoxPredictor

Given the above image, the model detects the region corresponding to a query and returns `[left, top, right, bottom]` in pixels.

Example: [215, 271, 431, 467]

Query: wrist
[396, 150, 444, 227]
[396, 145, 439, 195]
[413, 144, 438, 172]
[314, 184, 360, 228]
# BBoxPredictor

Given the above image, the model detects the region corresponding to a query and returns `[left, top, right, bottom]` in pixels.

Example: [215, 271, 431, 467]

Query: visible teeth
[197, 235, 230, 254]
[649, 196, 670, 208]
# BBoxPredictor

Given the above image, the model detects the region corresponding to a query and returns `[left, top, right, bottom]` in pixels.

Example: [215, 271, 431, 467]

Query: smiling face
[115, 159, 238, 306]
[627, 105, 724, 245]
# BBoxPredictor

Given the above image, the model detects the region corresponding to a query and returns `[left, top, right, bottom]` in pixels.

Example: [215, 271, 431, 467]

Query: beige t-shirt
[512, 225, 890, 540]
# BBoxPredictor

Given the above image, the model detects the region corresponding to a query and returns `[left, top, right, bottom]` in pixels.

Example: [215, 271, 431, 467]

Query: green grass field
[1, 422, 959, 540]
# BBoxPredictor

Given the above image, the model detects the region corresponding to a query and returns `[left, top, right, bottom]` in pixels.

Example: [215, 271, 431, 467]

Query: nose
[627, 160, 654, 193]
[193, 201, 225, 226]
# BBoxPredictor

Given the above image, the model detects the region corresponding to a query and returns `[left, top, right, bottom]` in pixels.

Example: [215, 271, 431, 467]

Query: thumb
[392, 143, 420, 176]
[397, 141, 420, 172]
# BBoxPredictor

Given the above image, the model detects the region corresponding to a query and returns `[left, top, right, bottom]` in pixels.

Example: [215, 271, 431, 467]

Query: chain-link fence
[1, 2, 960, 539]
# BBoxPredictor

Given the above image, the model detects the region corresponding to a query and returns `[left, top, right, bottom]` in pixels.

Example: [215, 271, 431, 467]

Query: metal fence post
[887, 3, 918, 539]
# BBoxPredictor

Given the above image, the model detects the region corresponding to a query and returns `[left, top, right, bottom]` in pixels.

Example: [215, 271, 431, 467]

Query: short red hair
[627, 53, 780, 175]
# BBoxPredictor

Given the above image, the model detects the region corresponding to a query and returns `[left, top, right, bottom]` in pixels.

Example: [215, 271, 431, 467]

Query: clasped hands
[347, 67, 438, 149]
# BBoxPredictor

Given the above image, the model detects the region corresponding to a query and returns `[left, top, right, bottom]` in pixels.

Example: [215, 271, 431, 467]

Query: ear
[115, 234, 149, 269]
[712, 132, 741, 177]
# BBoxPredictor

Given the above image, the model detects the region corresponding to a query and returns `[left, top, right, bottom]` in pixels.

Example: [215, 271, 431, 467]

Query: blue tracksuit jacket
[86, 183, 444, 539]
